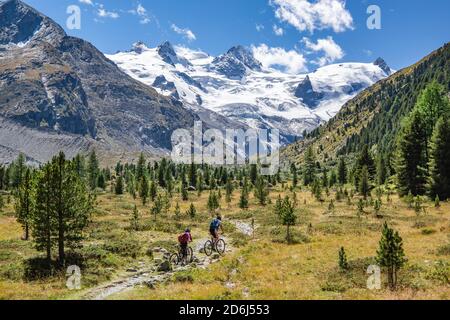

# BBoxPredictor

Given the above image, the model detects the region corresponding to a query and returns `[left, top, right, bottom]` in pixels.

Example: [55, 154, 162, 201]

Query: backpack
[210, 218, 220, 229]
[178, 232, 189, 243]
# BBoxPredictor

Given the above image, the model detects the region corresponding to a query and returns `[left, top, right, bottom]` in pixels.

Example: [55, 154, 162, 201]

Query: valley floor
[0, 186, 449, 300]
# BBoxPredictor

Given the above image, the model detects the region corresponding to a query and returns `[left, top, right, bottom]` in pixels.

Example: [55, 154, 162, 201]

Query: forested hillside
[283, 42, 450, 164]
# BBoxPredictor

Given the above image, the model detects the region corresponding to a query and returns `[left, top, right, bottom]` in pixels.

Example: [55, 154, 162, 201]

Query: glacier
[106, 41, 392, 143]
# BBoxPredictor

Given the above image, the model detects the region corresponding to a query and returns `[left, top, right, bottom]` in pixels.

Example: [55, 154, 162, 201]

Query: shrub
[436, 244, 450, 256]
[103, 237, 141, 258]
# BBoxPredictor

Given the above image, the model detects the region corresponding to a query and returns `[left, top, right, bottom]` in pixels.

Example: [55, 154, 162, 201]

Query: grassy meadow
[0, 183, 449, 300]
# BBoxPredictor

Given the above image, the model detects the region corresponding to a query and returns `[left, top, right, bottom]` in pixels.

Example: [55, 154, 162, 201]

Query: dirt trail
[82, 220, 253, 300]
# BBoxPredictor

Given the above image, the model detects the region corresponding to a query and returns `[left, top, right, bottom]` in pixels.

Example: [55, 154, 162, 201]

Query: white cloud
[171, 24, 197, 42]
[251, 44, 307, 74]
[129, 3, 151, 24]
[273, 25, 284, 36]
[302, 36, 344, 66]
[256, 24, 265, 32]
[271, 0, 353, 33]
[97, 4, 119, 19]
[79, 0, 93, 5]
[136, 4, 146, 16]
[363, 49, 373, 57]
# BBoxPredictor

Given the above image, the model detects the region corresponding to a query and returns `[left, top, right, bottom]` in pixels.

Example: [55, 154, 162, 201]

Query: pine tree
[311, 179, 322, 202]
[136, 152, 146, 183]
[55, 153, 93, 266]
[15, 168, 34, 240]
[207, 191, 220, 212]
[376, 222, 407, 290]
[115, 176, 124, 195]
[73, 154, 86, 178]
[281, 196, 296, 244]
[374, 199, 382, 216]
[434, 195, 440, 208]
[97, 173, 106, 190]
[427, 116, 450, 200]
[291, 163, 298, 188]
[162, 191, 171, 214]
[181, 179, 188, 201]
[321, 169, 328, 188]
[250, 164, 258, 186]
[11, 153, 26, 189]
[239, 177, 249, 209]
[303, 146, 316, 186]
[357, 199, 364, 216]
[32, 166, 54, 264]
[415, 82, 450, 159]
[188, 163, 197, 188]
[158, 158, 167, 188]
[359, 166, 371, 199]
[376, 154, 388, 186]
[130, 205, 140, 231]
[414, 196, 423, 216]
[186, 203, 196, 218]
[274, 195, 283, 217]
[338, 158, 347, 185]
[196, 173, 203, 196]
[32, 153, 93, 266]
[174, 202, 181, 218]
[254, 176, 268, 206]
[329, 170, 337, 187]
[127, 174, 136, 199]
[151, 194, 163, 220]
[0, 165, 5, 190]
[150, 180, 157, 202]
[87, 150, 100, 190]
[0, 195, 4, 213]
[225, 178, 233, 204]
[139, 176, 149, 205]
[396, 110, 428, 196]
[338, 247, 349, 271]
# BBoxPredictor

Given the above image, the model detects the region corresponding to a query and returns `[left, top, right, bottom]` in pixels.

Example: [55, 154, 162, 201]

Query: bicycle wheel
[216, 239, 226, 256]
[204, 240, 213, 256]
[186, 247, 194, 263]
[169, 253, 179, 266]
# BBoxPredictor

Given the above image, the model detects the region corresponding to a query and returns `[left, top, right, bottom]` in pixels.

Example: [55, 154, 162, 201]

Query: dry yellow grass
[0, 187, 448, 300]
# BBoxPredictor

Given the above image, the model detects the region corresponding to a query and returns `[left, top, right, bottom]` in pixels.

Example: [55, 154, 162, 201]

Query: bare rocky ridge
[0, 0, 198, 164]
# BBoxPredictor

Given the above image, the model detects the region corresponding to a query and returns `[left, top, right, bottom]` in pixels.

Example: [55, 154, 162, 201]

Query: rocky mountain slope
[108, 42, 392, 142]
[0, 0, 198, 164]
[282, 42, 450, 165]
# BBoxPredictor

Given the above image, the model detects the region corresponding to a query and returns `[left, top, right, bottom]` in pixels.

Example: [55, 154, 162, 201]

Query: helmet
[185, 228, 191, 233]
[217, 216, 222, 221]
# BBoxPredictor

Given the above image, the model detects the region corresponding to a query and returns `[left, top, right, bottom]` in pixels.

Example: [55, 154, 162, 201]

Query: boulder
[157, 260, 172, 272]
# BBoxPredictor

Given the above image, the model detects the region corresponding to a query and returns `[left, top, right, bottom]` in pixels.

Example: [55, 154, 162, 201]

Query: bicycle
[169, 245, 193, 266]
[204, 236, 226, 256]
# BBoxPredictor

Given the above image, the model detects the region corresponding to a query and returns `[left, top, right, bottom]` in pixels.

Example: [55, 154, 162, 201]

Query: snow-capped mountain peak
[373, 57, 392, 75]
[106, 43, 392, 143]
[131, 41, 149, 54]
[157, 41, 191, 67]
[210, 45, 262, 79]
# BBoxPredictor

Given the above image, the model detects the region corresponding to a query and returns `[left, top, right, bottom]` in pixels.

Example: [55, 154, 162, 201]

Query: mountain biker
[178, 228, 192, 261]
[209, 216, 223, 245]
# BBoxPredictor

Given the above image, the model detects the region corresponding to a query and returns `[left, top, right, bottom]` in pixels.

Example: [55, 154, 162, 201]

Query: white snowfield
[107, 42, 391, 141]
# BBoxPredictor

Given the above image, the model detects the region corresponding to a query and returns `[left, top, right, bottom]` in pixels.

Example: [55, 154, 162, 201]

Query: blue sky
[24, 0, 450, 72]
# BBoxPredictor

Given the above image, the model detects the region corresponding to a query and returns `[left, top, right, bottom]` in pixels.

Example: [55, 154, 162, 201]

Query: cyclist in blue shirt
[209, 216, 223, 245]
